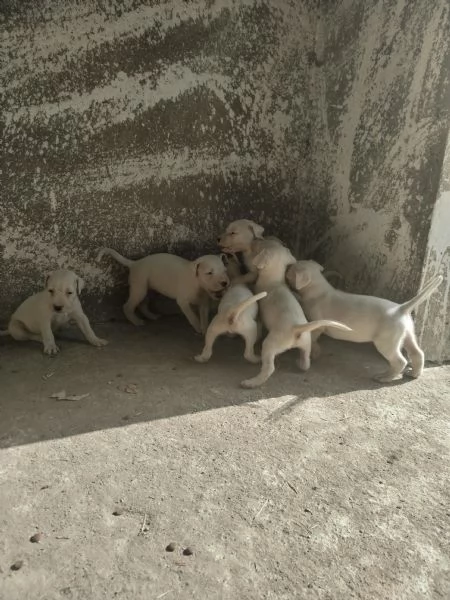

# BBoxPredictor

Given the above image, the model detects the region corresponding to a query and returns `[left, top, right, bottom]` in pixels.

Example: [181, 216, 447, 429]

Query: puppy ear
[44, 273, 52, 288]
[248, 221, 264, 239]
[220, 253, 229, 266]
[252, 249, 270, 270]
[192, 259, 201, 276]
[76, 277, 85, 294]
[294, 270, 311, 290]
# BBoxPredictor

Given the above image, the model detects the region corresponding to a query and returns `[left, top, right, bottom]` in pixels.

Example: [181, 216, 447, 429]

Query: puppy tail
[227, 292, 267, 325]
[398, 275, 443, 315]
[291, 320, 352, 337]
[96, 247, 134, 268]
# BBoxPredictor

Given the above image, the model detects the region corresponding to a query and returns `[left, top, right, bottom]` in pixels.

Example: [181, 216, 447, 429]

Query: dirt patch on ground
[0, 318, 449, 599]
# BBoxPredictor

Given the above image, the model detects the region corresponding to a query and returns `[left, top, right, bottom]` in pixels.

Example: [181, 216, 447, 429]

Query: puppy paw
[373, 372, 403, 383]
[91, 337, 108, 347]
[194, 354, 210, 363]
[240, 378, 261, 389]
[403, 367, 422, 379]
[44, 343, 60, 356]
[244, 354, 261, 364]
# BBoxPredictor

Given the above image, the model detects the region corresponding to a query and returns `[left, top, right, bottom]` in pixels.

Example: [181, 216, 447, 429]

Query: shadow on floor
[0, 316, 418, 448]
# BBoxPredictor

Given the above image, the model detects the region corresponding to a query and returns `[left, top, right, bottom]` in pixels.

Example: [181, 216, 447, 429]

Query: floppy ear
[248, 221, 264, 239]
[220, 253, 229, 266]
[192, 259, 202, 276]
[294, 270, 311, 290]
[44, 273, 52, 288]
[252, 249, 270, 270]
[76, 276, 85, 294]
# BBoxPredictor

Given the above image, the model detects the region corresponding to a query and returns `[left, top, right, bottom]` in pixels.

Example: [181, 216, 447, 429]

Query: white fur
[194, 283, 267, 364]
[286, 260, 443, 382]
[97, 248, 230, 334]
[0, 270, 107, 355]
[241, 242, 351, 388]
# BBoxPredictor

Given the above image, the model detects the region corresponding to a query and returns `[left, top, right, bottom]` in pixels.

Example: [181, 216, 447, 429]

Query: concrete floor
[0, 317, 449, 600]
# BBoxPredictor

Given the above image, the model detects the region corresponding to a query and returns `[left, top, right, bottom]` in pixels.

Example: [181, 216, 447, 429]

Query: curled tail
[292, 319, 351, 337]
[226, 292, 267, 325]
[96, 247, 135, 269]
[398, 275, 443, 315]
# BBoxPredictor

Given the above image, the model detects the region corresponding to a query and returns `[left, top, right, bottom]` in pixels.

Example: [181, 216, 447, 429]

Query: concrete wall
[1, 0, 449, 358]
[308, 0, 450, 307]
[1, 0, 314, 317]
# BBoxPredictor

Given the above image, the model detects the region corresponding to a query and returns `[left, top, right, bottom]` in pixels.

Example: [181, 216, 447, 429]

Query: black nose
[217, 237, 221, 243]
[221, 280, 228, 287]
[54, 305, 63, 312]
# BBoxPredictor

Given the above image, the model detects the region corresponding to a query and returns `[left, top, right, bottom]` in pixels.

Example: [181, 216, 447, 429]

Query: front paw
[91, 337, 108, 347]
[194, 354, 210, 363]
[44, 343, 60, 356]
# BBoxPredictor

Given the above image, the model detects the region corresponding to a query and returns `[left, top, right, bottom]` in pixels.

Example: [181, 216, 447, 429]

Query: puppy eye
[230, 232, 236, 236]
[48, 289, 54, 294]
[67, 291, 73, 295]
[207, 271, 213, 275]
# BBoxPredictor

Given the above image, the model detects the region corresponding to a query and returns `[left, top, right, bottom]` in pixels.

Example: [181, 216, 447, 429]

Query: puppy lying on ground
[0, 270, 107, 355]
[97, 248, 230, 334]
[194, 281, 267, 364]
[240, 241, 351, 388]
[286, 260, 443, 382]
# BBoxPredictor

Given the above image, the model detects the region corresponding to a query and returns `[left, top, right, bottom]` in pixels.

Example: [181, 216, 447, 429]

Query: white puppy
[0, 270, 108, 355]
[194, 283, 267, 364]
[241, 242, 351, 388]
[97, 248, 230, 334]
[286, 260, 443, 382]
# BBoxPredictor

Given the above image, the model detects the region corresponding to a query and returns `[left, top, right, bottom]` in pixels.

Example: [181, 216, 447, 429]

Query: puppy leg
[199, 300, 210, 335]
[123, 281, 147, 326]
[403, 330, 424, 378]
[241, 333, 283, 388]
[177, 299, 201, 334]
[373, 333, 408, 382]
[73, 312, 108, 347]
[40, 321, 60, 355]
[7, 319, 37, 342]
[241, 321, 260, 364]
[297, 332, 311, 371]
[138, 301, 160, 321]
[194, 316, 224, 362]
[310, 329, 323, 360]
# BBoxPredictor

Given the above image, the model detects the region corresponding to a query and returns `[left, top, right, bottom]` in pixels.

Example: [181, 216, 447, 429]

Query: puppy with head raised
[218, 219, 289, 285]
[0, 269, 108, 355]
[286, 260, 443, 382]
[241, 241, 351, 388]
[194, 255, 267, 363]
[97, 248, 230, 334]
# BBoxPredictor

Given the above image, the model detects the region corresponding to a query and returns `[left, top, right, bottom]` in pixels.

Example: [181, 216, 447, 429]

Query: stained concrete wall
[309, 0, 450, 303]
[1, 0, 314, 317]
[1, 0, 450, 358]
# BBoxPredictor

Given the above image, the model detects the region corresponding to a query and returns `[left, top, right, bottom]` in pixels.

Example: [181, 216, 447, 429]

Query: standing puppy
[97, 248, 230, 334]
[0, 270, 107, 355]
[241, 241, 351, 388]
[286, 260, 443, 382]
[194, 282, 267, 364]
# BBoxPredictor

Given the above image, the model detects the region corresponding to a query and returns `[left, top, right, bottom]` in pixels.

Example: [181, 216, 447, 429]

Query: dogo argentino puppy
[240, 241, 351, 388]
[0, 269, 107, 355]
[97, 248, 230, 334]
[194, 281, 267, 364]
[286, 260, 443, 382]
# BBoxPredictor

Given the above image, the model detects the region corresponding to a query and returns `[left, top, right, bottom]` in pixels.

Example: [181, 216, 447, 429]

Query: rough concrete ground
[0, 317, 449, 600]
